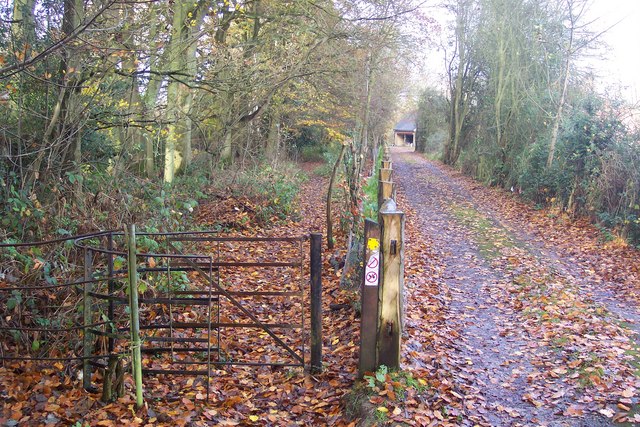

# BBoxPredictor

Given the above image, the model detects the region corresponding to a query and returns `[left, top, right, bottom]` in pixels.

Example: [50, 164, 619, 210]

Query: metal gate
[1, 229, 318, 398]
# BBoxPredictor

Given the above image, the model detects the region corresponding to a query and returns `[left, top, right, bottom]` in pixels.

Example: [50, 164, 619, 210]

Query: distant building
[393, 112, 417, 148]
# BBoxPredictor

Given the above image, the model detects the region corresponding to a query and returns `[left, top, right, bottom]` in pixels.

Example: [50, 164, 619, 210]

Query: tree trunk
[163, 3, 188, 183]
[140, 3, 163, 178]
[266, 105, 281, 162]
[11, 0, 36, 55]
[163, 1, 209, 183]
[30, 0, 83, 186]
[221, 130, 233, 165]
[445, 0, 472, 166]
[547, 41, 572, 168]
[370, 134, 380, 176]
[163, 82, 186, 183]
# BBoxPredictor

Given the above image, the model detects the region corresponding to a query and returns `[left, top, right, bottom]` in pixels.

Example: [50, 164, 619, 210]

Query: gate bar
[164, 239, 304, 365]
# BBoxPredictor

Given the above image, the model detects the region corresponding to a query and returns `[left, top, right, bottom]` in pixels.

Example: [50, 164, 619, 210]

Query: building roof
[393, 111, 417, 132]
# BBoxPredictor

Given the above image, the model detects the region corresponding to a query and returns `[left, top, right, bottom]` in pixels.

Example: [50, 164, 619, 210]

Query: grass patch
[344, 382, 377, 426]
[450, 203, 514, 259]
[344, 365, 430, 425]
[418, 150, 442, 162]
[576, 355, 604, 388]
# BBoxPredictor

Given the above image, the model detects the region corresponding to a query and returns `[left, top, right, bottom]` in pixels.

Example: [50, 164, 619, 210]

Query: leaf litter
[3, 153, 640, 426]
[392, 149, 640, 426]
[1, 165, 360, 426]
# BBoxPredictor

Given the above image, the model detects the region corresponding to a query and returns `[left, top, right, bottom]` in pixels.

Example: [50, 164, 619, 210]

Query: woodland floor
[393, 147, 640, 426]
[3, 151, 640, 426]
[1, 163, 362, 427]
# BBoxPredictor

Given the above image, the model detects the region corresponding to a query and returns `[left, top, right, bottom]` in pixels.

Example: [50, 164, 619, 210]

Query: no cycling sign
[365, 238, 380, 287]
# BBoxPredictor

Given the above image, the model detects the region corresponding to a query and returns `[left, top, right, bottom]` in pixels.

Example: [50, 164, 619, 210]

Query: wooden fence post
[127, 224, 144, 408]
[377, 199, 405, 369]
[359, 219, 380, 377]
[107, 233, 115, 353]
[381, 160, 392, 170]
[82, 248, 93, 391]
[379, 167, 392, 182]
[378, 181, 395, 210]
[310, 233, 323, 373]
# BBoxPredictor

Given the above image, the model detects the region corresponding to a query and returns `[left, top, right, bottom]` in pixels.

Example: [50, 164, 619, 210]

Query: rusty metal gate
[1, 229, 318, 398]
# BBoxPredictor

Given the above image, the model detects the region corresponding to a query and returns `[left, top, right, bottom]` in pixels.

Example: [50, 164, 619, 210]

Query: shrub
[234, 163, 305, 225]
[300, 145, 327, 162]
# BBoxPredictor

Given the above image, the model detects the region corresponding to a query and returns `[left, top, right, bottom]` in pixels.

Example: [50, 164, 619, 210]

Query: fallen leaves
[392, 151, 640, 425]
[564, 404, 585, 417]
[5, 152, 640, 426]
[1, 167, 361, 426]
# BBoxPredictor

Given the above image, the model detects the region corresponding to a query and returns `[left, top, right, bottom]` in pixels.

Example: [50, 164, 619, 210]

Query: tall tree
[444, 0, 478, 166]
[163, 1, 210, 183]
[546, 0, 595, 168]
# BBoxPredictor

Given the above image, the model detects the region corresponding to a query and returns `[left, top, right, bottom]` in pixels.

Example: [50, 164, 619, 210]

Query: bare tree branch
[0, 0, 118, 80]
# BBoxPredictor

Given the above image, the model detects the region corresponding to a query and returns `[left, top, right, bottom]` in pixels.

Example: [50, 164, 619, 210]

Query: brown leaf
[564, 405, 584, 417]
[621, 388, 635, 398]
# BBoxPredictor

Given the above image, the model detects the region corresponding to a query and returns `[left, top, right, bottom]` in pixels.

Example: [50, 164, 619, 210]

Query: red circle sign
[367, 256, 379, 269]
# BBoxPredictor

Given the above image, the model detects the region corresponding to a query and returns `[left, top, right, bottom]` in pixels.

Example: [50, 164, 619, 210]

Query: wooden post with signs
[377, 199, 405, 369]
[359, 219, 380, 377]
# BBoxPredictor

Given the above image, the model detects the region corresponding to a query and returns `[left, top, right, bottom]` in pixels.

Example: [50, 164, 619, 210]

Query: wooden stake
[82, 248, 93, 391]
[377, 199, 405, 369]
[127, 224, 144, 408]
[378, 180, 395, 210]
[310, 233, 323, 373]
[326, 143, 346, 249]
[107, 233, 115, 353]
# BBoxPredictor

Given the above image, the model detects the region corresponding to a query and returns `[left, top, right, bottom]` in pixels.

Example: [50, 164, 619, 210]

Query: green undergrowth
[232, 163, 305, 224]
[1, 170, 208, 243]
[362, 173, 379, 221]
[362, 152, 383, 220]
[0, 160, 307, 364]
[1, 160, 306, 243]
[298, 145, 327, 163]
[313, 143, 344, 177]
